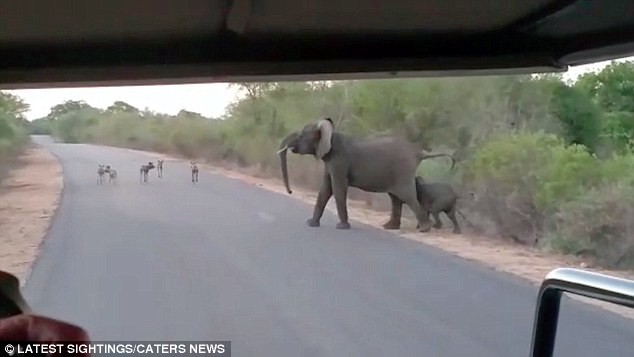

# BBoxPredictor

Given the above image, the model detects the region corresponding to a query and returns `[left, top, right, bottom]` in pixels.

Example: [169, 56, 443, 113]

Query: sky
[6, 57, 633, 121]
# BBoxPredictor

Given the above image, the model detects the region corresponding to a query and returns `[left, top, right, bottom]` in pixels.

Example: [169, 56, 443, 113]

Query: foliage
[47, 100, 92, 121]
[0, 91, 29, 179]
[0, 92, 29, 122]
[41, 61, 634, 268]
[466, 132, 601, 243]
[547, 81, 602, 151]
[546, 182, 634, 268]
[575, 61, 634, 112]
[27, 117, 53, 135]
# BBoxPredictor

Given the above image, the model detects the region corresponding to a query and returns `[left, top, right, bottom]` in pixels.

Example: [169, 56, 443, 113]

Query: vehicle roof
[2, 0, 634, 88]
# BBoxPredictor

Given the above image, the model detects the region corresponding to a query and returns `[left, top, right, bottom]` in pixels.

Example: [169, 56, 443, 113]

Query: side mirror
[529, 268, 634, 357]
[0, 271, 31, 318]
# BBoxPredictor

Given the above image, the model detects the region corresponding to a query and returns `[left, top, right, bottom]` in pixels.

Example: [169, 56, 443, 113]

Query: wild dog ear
[315, 118, 334, 160]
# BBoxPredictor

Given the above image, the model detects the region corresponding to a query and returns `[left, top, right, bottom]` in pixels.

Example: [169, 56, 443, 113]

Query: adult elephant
[277, 118, 455, 232]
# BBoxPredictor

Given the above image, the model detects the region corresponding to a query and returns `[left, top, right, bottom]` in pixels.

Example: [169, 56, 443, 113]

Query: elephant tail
[417, 151, 456, 170]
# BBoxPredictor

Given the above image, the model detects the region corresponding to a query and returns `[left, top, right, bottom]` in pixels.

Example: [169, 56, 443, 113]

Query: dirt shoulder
[0, 144, 63, 286]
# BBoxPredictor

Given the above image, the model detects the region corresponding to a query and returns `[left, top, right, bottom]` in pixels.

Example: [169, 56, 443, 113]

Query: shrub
[535, 143, 600, 213]
[544, 182, 634, 268]
[465, 132, 599, 243]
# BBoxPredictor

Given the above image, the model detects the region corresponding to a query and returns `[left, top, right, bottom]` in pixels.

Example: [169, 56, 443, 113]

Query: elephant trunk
[277, 132, 299, 194]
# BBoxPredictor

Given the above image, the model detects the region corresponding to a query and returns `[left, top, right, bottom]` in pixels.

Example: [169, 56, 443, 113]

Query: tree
[548, 81, 602, 151]
[47, 100, 92, 121]
[51, 107, 101, 143]
[0, 91, 30, 122]
[106, 101, 139, 114]
[27, 117, 53, 135]
[175, 110, 205, 120]
[575, 61, 634, 112]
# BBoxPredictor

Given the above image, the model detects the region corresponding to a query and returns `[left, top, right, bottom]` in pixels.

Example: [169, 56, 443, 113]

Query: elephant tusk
[277, 146, 288, 154]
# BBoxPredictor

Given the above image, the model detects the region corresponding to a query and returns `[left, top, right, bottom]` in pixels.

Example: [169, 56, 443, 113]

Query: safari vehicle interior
[2, 1, 634, 356]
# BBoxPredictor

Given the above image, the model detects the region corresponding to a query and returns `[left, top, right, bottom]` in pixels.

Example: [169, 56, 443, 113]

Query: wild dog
[157, 159, 164, 178]
[97, 165, 106, 185]
[190, 161, 199, 183]
[105, 165, 118, 186]
[139, 162, 156, 184]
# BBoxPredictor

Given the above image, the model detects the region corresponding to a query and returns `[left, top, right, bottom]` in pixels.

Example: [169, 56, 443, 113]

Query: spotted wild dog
[97, 164, 106, 185]
[190, 161, 199, 183]
[139, 162, 156, 184]
[105, 165, 118, 186]
[157, 159, 164, 178]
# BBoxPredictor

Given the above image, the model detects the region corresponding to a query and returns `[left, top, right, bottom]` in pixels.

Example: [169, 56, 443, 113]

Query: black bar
[529, 268, 634, 357]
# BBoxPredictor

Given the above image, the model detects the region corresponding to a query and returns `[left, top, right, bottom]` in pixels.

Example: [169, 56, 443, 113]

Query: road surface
[23, 136, 634, 356]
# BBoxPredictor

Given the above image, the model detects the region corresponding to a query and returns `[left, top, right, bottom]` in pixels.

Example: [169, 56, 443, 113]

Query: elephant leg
[431, 210, 443, 229]
[307, 172, 333, 227]
[383, 193, 402, 230]
[446, 207, 461, 234]
[395, 182, 432, 232]
[416, 207, 431, 229]
[331, 173, 350, 230]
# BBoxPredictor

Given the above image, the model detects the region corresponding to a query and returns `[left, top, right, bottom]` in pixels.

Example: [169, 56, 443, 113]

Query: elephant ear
[315, 118, 334, 159]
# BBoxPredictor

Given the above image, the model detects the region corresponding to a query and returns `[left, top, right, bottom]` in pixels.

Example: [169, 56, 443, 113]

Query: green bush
[52, 108, 102, 143]
[464, 131, 634, 266]
[0, 115, 16, 140]
[544, 182, 634, 268]
[466, 132, 600, 243]
[535, 143, 600, 212]
[27, 118, 53, 135]
[0, 114, 29, 181]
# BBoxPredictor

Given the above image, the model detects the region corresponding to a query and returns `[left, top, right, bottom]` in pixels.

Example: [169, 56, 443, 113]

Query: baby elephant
[415, 176, 462, 234]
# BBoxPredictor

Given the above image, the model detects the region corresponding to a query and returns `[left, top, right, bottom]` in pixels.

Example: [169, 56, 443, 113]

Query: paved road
[22, 136, 634, 356]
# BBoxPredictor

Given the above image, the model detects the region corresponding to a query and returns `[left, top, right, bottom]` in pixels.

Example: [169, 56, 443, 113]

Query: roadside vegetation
[25, 60, 634, 269]
[0, 92, 30, 181]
